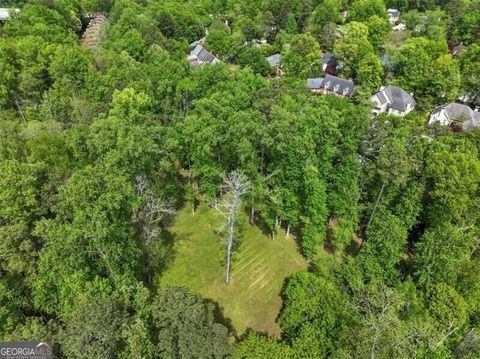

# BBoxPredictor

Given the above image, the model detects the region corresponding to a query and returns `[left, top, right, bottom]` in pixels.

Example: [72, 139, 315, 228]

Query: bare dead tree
[430, 321, 458, 351]
[455, 329, 480, 357]
[134, 174, 176, 245]
[212, 171, 251, 284]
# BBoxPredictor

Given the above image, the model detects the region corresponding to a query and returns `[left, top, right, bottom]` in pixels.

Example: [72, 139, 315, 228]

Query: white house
[370, 86, 416, 116]
[387, 9, 401, 24]
[0, 8, 20, 21]
[393, 23, 407, 31]
[187, 44, 220, 67]
[429, 103, 480, 131]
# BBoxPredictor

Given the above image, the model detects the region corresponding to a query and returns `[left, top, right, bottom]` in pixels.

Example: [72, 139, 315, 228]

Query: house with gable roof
[429, 103, 480, 131]
[387, 9, 401, 24]
[370, 86, 416, 116]
[307, 75, 355, 98]
[187, 44, 220, 67]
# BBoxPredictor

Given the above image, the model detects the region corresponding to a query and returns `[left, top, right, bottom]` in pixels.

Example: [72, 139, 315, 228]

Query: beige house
[370, 86, 416, 116]
[429, 103, 480, 131]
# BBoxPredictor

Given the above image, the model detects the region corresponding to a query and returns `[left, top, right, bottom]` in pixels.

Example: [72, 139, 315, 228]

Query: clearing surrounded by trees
[157, 203, 306, 337]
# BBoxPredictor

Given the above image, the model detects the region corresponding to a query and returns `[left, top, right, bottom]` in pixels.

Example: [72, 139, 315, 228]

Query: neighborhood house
[451, 43, 466, 57]
[187, 44, 220, 67]
[0, 8, 20, 21]
[370, 86, 416, 116]
[387, 9, 401, 24]
[82, 14, 108, 49]
[307, 75, 355, 98]
[320, 52, 338, 74]
[429, 103, 480, 131]
[266, 53, 283, 76]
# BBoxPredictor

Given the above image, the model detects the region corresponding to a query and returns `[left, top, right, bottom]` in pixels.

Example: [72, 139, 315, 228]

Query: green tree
[282, 33, 321, 77]
[301, 165, 328, 258]
[235, 331, 292, 358]
[365, 15, 391, 49]
[60, 300, 127, 359]
[356, 51, 383, 93]
[237, 47, 270, 75]
[348, 0, 388, 22]
[334, 22, 374, 78]
[279, 271, 351, 356]
[152, 287, 231, 358]
[428, 283, 468, 330]
[458, 44, 480, 97]
[205, 26, 234, 58]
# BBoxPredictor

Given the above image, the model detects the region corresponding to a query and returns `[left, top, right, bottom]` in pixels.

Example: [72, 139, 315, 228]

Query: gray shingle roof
[376, 86, 416, 112]
[266, 53, 281, 68]
[189, 37, 206, 50]
[431, 103, 480, 130]
[452, 43, 466, 57]
[307, 75, 355, 97]
[387, 8, 401, 17]
[320, 52, 337, 67]
[188, 44, 219, 66]
[307, 77, 324, 89]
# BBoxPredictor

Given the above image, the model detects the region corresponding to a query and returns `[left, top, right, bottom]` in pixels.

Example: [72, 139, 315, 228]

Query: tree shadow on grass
[143, 228, 179, 288]
[204, 298, 238, 338]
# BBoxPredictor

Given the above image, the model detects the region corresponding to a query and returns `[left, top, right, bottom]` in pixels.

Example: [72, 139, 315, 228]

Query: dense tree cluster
[1, 0, 480, 358]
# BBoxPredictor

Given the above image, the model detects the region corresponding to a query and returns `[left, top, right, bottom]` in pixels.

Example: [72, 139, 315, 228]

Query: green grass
[156, 203, 307, 338]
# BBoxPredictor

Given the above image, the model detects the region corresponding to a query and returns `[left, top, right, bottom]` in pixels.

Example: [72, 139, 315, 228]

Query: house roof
[431, 103, 480, 130]
[0, 8, 19, 21]
[266, 53, 281, 68]
[321, 52, 337, 67]
[82, 14, 108, 49]
[452, 43, 466, 57]
[374, 86, 416, 112]
[307, 77, 324, 89]
[387, 8, 401, 17]
[188, 44, 219, 66]
[189, 37, 206, 50]
[307, 75, 355, 97]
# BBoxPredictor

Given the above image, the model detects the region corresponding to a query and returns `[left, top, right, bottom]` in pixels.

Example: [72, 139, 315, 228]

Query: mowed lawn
[156, 203, 306, 338]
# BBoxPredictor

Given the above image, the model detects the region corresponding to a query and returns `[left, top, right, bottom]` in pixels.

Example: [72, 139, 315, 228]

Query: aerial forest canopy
[1, 0, 480, 358]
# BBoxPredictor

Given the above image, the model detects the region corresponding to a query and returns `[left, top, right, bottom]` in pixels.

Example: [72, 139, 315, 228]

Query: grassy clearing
[156, 203, 307, 338]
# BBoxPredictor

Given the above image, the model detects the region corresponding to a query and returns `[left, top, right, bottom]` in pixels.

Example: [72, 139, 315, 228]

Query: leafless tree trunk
[212, 171, 251, 284]
[431, 321, 458, 350]
[286, 222, 290, 237]
[134, 175, 175, 245]
[364, 182, 386, 235]
[14, 95, 27, 122]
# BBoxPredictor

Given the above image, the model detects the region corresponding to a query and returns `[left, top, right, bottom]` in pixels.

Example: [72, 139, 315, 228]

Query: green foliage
[282, 33, 320, 77]
[205, 26, 235, 58]
[235, 331, 293, 358]
[237, 47, 270, 75]
[356, 51, 383, 93]
[458, 44, 480, 96]
[152, 286, 231, 358]
[301, 165, 328, 258]
[365, 15, 391, 49]
[60, 300, 127, 359]
[428, 283, 468, 330]
[334, 22, 375, 78]
[394, 37, 458, 106]
[1, 0, 480, 357]
[279, 271, 352, 354]
[348, 0, 388, 22]
[359, 209, 408, 284]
